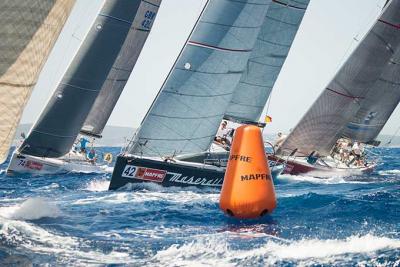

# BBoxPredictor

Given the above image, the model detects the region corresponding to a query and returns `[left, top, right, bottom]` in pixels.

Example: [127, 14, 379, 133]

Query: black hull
[109, 155, 282, 190]
[109, 156, 225, 190]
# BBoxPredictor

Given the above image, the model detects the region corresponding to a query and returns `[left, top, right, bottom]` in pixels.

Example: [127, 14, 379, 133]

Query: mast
[20, 0, 157, 158]
[278, 0, 400, 157]
[128, 0, 273, 157]
[225, 0, 309, 123]
[80, 0, 161, 138]
[0, 0, 76, 164]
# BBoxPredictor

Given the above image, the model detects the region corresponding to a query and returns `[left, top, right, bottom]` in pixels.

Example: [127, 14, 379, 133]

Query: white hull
[7, 151, 110, 175]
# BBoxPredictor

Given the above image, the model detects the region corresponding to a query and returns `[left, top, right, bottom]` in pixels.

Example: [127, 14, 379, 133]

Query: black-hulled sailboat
[7, 0, 161, 175]
[108, 0, 304, 190]
[270, 0, 400, 176]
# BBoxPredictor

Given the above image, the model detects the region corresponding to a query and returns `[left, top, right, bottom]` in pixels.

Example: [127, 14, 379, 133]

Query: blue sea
[0, 147, 399, 266]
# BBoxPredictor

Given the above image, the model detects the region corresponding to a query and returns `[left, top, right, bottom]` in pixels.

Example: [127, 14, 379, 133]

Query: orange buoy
[219, 125, 276, 219]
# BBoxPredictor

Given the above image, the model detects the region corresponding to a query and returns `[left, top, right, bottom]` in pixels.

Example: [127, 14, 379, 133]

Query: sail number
[122, 165, 137, 178]
[141, 10, 156, 29]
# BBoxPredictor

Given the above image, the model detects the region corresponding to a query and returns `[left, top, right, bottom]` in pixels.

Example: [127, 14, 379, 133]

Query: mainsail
[342, 48, 400, 144]
[81, 0, 161, 138]
[0, 0, 75, 164]
[128, 0, 272, 157]
[278, 0, 400, 156]
[225, 0, 309, 123]
[20, 0, 160, 158]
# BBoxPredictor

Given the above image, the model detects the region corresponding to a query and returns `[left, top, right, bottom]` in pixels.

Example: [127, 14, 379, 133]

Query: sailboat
[0, 0, 76, 164]
[108, 0, 292, 190]
[269, 0, 400, 176]
[197, 0, 310, 168]
[7, 0, 161, 175]
[215, 0, 309, 153]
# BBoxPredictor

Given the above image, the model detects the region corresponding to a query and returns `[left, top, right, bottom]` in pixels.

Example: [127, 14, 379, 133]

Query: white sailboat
[0, 0, 76, 164]
[270, 0, 400, 177]
[7, 0, 161, 175]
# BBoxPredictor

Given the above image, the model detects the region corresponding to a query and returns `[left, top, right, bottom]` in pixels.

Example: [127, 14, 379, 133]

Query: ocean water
[0, 147, 399, 266]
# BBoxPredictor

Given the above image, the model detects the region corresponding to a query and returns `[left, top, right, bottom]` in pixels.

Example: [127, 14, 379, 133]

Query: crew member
[351, 141, 364, 166]
[274, 132, 287, 149]
[79, 137, 90, 153]
[87, 148, 97, 164]
[215, 121, 232, 146]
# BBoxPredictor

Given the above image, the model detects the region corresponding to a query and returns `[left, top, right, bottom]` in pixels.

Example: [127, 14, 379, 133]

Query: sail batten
[342, 46, 400, 143]
[21, 0, 160, 158]
[0, 0, 76, 164]
[225, 0, 309, 123]
[278, 0, 400, 156]
[128, 0, 273, 157]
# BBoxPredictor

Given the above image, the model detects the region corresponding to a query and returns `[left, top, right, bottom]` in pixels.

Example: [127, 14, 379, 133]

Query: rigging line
[330, 0, 381, 81]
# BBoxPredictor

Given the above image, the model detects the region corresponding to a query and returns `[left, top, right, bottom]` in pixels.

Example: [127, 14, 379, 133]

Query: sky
[21, 0, 399, 136]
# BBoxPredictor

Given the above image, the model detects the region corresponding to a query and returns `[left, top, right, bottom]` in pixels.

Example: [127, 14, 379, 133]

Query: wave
[73, 188, 218, 209]
[151, 234, 400, 265]
[0, 216, 132, 265]
[378, 169, 400, 176]
[278, 174, 370, 185]
[0, 198, 61, 220]
[84, 179, 110, 192]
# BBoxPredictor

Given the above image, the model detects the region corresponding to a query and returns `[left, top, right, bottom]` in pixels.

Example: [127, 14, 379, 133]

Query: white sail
[128, 0, 272, 157]
[342, 48, 400, 144]
[225, 0, 309, 123]
[278, 0, 400, 156]
[0, 0, 75, 164]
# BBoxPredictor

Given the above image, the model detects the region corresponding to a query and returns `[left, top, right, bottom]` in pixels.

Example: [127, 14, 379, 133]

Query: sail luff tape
[219, 125, 276, 219]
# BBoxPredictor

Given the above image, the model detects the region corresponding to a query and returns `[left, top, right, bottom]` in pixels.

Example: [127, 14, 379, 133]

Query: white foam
[84, 179, 110, 192]
[152, 234, 400, 265]
[378, 169, 400, 176]
[103, 166, 114, 173]
[73, 188, 218, 206]
[0, 198, 61, 220]
[266, 234, 400, 260]
[278, 174, 369, 184]
[0, 216, 133, 264]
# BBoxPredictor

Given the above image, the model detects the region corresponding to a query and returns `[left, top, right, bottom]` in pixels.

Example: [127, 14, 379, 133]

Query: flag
[264, 115, 272, 123]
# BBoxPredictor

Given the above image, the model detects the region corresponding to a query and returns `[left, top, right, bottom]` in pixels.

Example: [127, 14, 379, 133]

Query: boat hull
[108, 155, 283, 190]
[268, 155, 375, 177]
[7, 151, 107, 175]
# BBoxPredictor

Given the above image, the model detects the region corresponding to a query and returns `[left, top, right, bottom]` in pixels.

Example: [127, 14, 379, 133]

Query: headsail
[81, 0, 161, 138]
[225, 0, 309, 123]
[0, 0, 75, 164]
[342, 49, 400, 144]
[278, 0, 400, 156]
[21, 0, 159, 158]
[128, 0, 272, 157]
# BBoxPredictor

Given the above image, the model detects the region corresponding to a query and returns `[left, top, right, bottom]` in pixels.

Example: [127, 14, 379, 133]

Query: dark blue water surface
[0, 147, 399, 266]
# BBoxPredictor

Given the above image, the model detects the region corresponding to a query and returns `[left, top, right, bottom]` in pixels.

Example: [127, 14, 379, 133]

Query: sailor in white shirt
[274, 132, 287, 149]
[215, 121, 232, 146]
